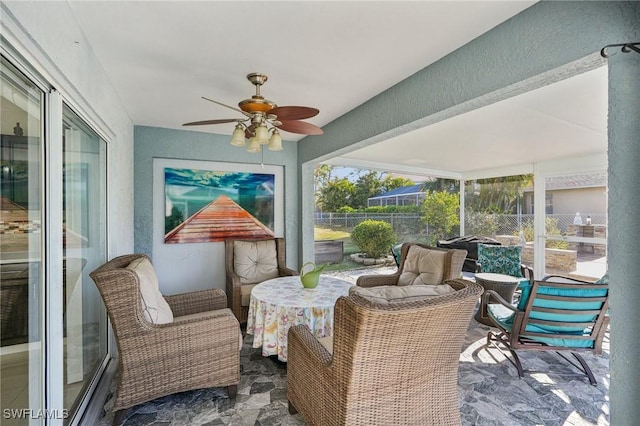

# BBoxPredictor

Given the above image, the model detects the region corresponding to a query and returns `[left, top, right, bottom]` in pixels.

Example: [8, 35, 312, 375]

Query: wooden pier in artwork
[164, 195, 274, 244]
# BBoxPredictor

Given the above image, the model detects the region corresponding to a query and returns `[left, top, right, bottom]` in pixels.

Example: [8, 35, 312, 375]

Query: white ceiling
[67, 1, 607, 177]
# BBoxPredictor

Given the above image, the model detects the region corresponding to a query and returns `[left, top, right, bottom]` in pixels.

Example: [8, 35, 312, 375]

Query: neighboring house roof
[522, 173, 607, 192]
[368, 184, 423, 200]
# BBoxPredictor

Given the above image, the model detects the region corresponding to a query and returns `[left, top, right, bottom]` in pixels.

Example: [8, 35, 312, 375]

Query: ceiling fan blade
[268, 106, 319, 120]
[277, 120, 324, 135]
[182, 118, 239, 126]
[202, 96, 252, 117]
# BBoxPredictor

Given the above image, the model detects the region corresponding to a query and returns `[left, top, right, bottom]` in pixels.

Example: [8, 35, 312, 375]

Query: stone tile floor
[98, 267, 610, 426]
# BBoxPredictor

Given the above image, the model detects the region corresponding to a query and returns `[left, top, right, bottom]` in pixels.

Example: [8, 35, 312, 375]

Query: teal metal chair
[480, 275, 609, 384]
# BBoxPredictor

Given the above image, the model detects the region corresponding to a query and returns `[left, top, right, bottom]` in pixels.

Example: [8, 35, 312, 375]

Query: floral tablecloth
[246, 275, 353, 361]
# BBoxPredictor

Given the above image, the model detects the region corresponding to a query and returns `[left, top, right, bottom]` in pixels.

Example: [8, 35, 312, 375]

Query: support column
[607, 49, 640, 425]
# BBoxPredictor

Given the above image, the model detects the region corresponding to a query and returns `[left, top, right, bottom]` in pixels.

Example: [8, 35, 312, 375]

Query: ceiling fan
[183, 72, 323, 152]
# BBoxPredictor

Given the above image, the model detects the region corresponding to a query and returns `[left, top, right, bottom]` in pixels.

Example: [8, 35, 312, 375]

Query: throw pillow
[233, 240, 279, 284]
[397, 245, 447, 286]
[127, 257, 174, 324]
[477, 244, 522, 278]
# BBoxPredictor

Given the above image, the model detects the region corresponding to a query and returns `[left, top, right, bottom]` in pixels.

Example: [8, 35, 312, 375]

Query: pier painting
[164, 168, 275, 244]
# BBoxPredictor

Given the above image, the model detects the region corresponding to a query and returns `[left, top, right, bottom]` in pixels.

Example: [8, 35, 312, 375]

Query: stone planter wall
[522, 245, 577, 272]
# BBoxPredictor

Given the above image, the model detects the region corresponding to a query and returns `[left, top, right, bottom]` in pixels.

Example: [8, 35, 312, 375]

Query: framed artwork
[153, 158, 284, 246]
[164, 167, 275, 243]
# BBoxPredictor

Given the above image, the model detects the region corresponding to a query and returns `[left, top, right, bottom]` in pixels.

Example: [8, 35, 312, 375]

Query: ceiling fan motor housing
[239, 96, 276, 113]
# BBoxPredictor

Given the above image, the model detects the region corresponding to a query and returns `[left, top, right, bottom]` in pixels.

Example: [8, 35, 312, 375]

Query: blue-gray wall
[296, 2, 640, 424]
[134, 125, 298, 294]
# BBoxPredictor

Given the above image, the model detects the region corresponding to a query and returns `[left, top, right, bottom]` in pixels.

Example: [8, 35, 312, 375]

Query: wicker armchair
[287, 279, 483, 426]
[356, 242, 467, 288]
[225, 237, 297, 323]
[90, 254, 240, 425]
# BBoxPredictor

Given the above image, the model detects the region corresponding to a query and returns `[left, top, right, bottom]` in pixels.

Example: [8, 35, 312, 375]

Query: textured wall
[134, 126, 299, 294]
[608, 49, 640, 425]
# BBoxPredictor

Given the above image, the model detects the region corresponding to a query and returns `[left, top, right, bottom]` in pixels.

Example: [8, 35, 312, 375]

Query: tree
[382, 175, 415, 193]
[420, 177, 459, 193]
[317, 178, 356, 212]
[352, 171, 385, 208]
[314, 165, 334, 209]
[465, 174, 533, 214]
[421, 190, 460, 244]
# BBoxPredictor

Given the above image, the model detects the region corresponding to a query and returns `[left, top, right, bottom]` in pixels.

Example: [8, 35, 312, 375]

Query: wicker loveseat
[287, 278, 483, 426]
[90, 254, 240, 425]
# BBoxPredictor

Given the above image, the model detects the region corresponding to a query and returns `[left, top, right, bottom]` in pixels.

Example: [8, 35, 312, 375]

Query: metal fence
[315, 212, 606, 240]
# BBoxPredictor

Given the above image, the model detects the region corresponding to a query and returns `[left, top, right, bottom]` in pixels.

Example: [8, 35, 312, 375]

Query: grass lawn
[314, 227, 350, 240]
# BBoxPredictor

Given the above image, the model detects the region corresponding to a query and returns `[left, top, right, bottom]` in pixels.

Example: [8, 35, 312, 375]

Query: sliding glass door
[61, 105, 108, 414]
[0, 55, 44, 425]
[1, 54, 109, 424]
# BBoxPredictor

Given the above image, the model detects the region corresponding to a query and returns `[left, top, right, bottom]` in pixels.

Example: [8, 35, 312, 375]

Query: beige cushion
[317, 336, 333, 354]
[234, 240, 279, 284]
[240, 283, 258, 306]
[398, 245, 447, 286]
[127, 257, 173, 324]
[349, 284, 455, 304]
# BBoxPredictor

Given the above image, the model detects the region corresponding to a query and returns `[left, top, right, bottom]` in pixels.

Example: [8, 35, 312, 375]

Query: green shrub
[520, 218, 568, 249]
[351, 219, 396, 258]
[337, 205, 356, 213]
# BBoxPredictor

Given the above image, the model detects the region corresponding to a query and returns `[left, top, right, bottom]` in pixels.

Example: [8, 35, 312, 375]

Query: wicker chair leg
[227, 385, 238, 398]
[112, 409, 127, 426]
[288, 400, 298, 415]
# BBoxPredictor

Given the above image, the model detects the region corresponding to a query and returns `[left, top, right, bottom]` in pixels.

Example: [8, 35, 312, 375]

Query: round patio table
[474, 272, 521, 326]
[246, 275, 353, 361]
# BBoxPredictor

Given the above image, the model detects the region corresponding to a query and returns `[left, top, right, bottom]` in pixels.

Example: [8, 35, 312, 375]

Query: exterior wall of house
[297, 2, 640, 423]
[133, 125, 299, 295]
[548, 187, 607, 215]
[523, 187, 607, 215]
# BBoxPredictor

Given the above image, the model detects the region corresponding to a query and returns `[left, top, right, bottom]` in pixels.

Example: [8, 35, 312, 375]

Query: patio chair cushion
[487, 303, 597, 348]
[233, 240, 279, 284]
[349, 283, 454, 304]
[398, 245, 447, 286]
[516, 273, 609, 311]
[477, 244, 523, 278]
[126, 257, 174, 324]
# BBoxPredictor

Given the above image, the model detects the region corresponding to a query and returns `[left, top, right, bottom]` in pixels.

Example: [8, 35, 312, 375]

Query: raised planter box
[522, 245, 577, 272]
[314, 240, 344, 264]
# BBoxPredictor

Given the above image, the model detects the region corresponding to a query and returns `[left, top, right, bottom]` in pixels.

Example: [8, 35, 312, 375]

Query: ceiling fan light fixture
[230, 124, 246, 147]
[246, 136, 261, 153]
[268, 129, 283, 151]
[255, 125, 269, 145]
